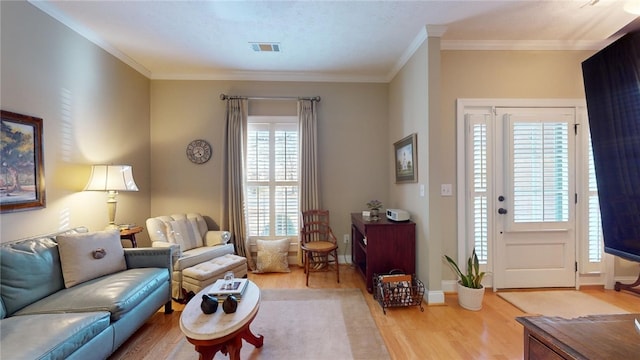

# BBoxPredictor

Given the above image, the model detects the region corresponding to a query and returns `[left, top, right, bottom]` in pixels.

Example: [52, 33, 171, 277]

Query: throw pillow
[165, 218, 202, 251]
[254, 238, 291, 273]
[56, 230, 127, 288]
[188, 217, 205, 248]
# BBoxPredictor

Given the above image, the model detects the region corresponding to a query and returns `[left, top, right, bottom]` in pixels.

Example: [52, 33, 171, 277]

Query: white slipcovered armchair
[146, 213, 247, 301]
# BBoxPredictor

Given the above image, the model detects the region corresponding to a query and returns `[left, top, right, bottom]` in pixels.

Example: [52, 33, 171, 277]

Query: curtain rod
[219, 94, 320, 102]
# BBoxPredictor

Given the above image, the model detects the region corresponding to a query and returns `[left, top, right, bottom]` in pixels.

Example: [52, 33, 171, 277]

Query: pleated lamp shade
[85, 165, 138, 229]
[84, 165, 139, 192]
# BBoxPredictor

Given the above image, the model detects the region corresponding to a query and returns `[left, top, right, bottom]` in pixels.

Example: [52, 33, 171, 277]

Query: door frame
[456, 98, 588, 289]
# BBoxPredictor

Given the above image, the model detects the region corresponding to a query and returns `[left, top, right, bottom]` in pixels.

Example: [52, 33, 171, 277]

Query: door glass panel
[512, 121, 569, 223]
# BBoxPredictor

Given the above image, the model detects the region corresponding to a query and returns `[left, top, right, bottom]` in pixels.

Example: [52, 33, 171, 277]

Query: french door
[495, 108, 576, 288]
[464, 104, 577, 289]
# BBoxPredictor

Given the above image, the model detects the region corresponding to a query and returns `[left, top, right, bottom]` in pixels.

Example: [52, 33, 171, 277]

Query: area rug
[168, 288, 390, 360]
[498, 290, 630, 318]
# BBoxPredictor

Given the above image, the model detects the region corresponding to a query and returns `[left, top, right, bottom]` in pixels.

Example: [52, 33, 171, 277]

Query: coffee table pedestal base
[186, 317, 263, 360]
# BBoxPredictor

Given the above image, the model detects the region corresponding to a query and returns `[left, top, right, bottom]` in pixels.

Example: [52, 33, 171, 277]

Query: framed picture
[1, 110, 46, 212]
[394, 133, 417, 183]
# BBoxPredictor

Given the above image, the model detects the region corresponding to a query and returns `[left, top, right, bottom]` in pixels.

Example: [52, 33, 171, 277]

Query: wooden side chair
[300, 209, 340, 286]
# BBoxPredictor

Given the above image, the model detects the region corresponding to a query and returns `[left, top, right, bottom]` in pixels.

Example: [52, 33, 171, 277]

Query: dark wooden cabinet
[517, 314, 640, 359]
[351, 213, 416, 292]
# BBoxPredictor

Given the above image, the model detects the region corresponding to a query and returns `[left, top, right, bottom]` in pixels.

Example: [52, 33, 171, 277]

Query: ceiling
[31, 0, 640, 83]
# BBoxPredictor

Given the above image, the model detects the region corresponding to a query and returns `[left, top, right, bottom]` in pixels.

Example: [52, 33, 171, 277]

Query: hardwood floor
[109, 265, 640, 360]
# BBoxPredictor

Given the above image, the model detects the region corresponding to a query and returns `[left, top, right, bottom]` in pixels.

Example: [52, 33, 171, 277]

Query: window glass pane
[246, 185, 270, 236]
[474, 195, 488, 262]
[275, 185, 299, 236]
[247, 128, 269, 182]
[472, 122, 488, 263]
[473, 124, 487, 192]
[587, 138, 603, 262]
[512, 122, 569, 222]
[588, 195, 603, 262]
[275, 130, 298, 182]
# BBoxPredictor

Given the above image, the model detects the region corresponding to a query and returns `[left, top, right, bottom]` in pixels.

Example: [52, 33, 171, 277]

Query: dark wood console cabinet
[517, 314, 640, 359]
[351, 213, 416, 292]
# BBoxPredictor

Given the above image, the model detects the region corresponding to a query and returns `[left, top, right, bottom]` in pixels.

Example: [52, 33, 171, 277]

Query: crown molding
[29, 0, 152, 78]
[151, 71, 388, 83]
[441, 38, 622, 51]
[386, 26, 429, 82]
[385, 25, 449, 82]
[426, 25, 448, 38]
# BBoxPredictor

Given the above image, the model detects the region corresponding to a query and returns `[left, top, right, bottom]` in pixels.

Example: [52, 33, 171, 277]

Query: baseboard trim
[426, 289, 445, 305]
[339, 255, 350, 265]
[442, 280, 458, 293]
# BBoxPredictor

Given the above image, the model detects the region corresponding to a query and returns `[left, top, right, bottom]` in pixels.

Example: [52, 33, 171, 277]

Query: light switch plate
[441, 184, 453, 196]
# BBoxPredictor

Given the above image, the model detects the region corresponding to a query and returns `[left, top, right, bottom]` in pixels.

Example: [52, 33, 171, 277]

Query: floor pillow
[254, 238, 290, 273]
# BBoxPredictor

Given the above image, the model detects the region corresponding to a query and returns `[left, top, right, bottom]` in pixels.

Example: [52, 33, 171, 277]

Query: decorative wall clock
[186, 139, 212, 164]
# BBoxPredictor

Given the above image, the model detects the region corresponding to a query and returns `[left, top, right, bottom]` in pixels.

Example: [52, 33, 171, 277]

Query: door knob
[498, 195, 505, 202]
[498, 208, 508, 215]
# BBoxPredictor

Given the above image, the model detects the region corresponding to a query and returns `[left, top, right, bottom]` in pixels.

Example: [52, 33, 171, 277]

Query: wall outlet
[343, 234, 349, 244]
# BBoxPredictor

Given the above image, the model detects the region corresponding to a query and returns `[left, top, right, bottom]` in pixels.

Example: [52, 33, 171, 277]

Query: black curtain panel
[582, 31, 640, 262]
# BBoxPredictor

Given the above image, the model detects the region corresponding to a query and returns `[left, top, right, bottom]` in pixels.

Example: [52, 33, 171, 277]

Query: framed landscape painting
[394, 133, 417, 183]
[1, 110, 46, 212]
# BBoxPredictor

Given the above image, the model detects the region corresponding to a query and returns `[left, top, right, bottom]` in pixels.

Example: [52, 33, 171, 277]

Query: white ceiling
[31, 0, 640, 82]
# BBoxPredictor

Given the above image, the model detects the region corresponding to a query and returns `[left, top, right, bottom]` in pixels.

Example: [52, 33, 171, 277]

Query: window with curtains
[245, 116, 299, 238]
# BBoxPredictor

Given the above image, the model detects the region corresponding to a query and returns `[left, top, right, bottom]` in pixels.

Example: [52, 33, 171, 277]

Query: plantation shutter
[274, 126, 299, 236]
[246, 124, 270, 236]
[467, 113, 491, 264]
[587, 137, 603, 262]
[510, 119, 570, 224]
[246, 119, 299, 237]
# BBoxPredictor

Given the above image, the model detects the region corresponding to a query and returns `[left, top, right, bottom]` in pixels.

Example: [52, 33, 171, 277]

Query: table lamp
[84, 164, 139, 230]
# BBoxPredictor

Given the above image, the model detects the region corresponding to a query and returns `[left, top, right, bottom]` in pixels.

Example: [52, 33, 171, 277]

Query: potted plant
[444, 249, 486, 311]
[366, 200, 383, 219]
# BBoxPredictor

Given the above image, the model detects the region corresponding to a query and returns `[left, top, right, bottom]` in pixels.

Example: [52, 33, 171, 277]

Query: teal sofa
[0, 227, 173, 359]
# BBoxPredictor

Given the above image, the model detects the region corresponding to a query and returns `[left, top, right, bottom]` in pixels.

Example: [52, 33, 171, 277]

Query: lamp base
[106, 191, 119, 232]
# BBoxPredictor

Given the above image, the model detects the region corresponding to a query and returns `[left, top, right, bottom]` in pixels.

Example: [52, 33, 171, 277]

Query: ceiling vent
[250, 42, 280, 52]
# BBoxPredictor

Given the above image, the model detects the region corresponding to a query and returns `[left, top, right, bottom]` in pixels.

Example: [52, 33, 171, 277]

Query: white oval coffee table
[180, 280, 263, 360]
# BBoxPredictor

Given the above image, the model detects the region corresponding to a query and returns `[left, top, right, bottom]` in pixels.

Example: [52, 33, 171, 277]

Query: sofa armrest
[124, 247, 172, 270]
[151, 242, 181, 263]
[204, 231, 231, 247]
[152, 241, 181, 252]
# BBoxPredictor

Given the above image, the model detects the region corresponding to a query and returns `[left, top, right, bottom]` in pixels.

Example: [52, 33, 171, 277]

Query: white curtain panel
[223, 99, 255, 269]
[298, 99, 319, 212]
[298, 100, 320, 265]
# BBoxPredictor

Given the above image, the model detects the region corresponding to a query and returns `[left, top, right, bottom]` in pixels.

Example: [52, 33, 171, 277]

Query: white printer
[386, 209, 410, 221]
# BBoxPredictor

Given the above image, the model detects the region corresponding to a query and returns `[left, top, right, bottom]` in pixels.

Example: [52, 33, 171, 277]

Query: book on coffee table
[208, 278, 248, 300]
